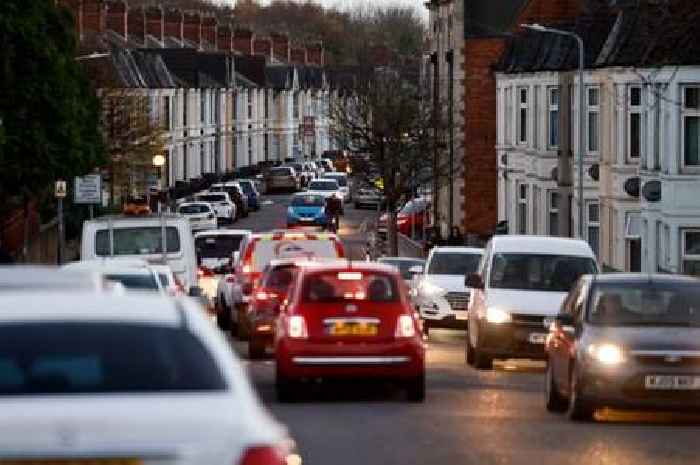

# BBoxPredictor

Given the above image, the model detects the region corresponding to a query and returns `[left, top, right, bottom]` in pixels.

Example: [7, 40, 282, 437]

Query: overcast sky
[215, 0, 428, 19]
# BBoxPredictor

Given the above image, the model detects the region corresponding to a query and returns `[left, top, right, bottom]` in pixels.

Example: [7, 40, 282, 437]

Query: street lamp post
[152, 154, 166, 213]
[522, 23, 585, 239]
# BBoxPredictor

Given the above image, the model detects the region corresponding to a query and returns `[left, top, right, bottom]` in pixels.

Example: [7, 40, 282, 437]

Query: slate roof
[297, 66, 326, 89]
[145, 49, 233, 88]
[464, 0, 529, 38]
[235, 55, 267, 87]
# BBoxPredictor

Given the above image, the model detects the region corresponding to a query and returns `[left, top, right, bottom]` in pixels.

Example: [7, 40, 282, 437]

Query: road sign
[55, 180, 67, 198]
[74, 175, 102, 204]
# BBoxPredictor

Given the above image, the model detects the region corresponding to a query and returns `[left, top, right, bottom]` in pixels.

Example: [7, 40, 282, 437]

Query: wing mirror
[465, 273, 484, 290]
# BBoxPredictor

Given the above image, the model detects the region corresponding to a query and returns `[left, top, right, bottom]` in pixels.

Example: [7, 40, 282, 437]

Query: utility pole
[446, 49, 454, 233]
[55, 180, 67, 265]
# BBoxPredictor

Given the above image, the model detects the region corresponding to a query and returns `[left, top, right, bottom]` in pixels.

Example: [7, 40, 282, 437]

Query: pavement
[228, 191, 700, 465]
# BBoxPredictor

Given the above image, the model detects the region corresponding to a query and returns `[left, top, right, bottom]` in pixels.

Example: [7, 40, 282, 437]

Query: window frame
[586, 87, 600, 154]
[681, 85, 700, 170]
[587, 201, 600, 257]
[548, 190, 560, 236]
[547, 86, 560, 149]
[627, 85, 643, 163]
[517, 87, 529, 145]
[517, 183, 528, 234]
[681, 228, 700, 276]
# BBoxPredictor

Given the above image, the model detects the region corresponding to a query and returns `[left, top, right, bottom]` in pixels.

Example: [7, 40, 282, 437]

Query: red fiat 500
[275, 261, 425, 402]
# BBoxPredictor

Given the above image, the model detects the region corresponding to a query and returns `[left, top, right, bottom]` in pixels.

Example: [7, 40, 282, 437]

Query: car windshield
[0, 323, 226, 395]
[310, 180, 338, 191]
[489, 253, 597, 292]
[270, 168, 292, 176]
[196, 235, 244, 259]
[291, 195, 325, 207]
[302, 271, 398, 303]
[428, 253, 481, 275]
[264, 265, 297, 293]
[196, 194, 226, 202]
[588, 284, 700, 327]
[179, 204, 210, 214]
[238, 182, 254, 194]
[324, 176, 347, 187]
[95, 227, 181, 256]
[103, 273, 159, 291]
[381, 260, 424, 280]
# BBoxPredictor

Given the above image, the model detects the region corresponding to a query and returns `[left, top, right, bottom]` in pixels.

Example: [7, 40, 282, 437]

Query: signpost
[74, 174, 102, 219]
[55, 180, 67, 264]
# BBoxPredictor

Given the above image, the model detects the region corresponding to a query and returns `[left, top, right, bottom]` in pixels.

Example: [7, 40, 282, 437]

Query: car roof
[431, 246, 483, 254]
[298, 260, 399, 274]
[490, 235, 595, 257]
[0, 266, 100, 288]
[254, 230, 340, 241]
[378, 257, 424, 263]
[195, 229, 252, 238]
[592, 273, 700, 285]
[0, 293, 182, 325]
[63, 260, 154, 275]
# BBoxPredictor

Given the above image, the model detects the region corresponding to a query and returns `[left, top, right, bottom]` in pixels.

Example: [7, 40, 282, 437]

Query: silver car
[354, 187, 383, 209]
[266, 166, 300, 192]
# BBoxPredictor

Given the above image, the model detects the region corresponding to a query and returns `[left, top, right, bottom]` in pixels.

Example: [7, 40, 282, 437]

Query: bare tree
[330, 66, 454, 256]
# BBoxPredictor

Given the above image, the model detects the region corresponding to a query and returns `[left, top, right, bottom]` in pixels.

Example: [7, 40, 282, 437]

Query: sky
[216, 0, 428, 19]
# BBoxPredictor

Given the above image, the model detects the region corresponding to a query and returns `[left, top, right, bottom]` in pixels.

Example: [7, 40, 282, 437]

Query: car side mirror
[188, 286, 204, 297]
[465, 273, 484, 290]
[408, 265, 423, 276]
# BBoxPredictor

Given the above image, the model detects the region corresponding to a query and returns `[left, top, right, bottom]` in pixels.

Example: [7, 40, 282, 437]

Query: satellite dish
[623, 177, 640, 198]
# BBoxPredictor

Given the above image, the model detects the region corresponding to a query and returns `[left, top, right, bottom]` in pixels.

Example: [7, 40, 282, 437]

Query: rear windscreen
[196, 235, 244, 259]
[179, 204, 210, 214]
[104, 273, 160, 291]
[252, 239, 340, 271]
[302, 271, 398, 303]
[196, 194, 226, 203]
[0, 323, 227, 395]
[95, 227, 181, 256]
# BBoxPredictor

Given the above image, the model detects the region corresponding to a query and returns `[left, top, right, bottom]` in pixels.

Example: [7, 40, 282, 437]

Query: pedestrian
[448, 226, 464, 246]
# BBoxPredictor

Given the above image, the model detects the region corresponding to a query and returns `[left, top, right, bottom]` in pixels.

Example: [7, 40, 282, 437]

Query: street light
[522, 23, 585, 239]
[75, 52, 110, 61]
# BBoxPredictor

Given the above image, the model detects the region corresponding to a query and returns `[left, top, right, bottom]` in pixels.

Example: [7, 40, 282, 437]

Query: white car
[307, 179, 343, 201]
[62, 260, 165, 294]
[150, 264, 184, 296]
[466, 235, 598, 369]
[0, 292, 295, 464]
[194, 191, 237, 224]
[177, 202, 218, 232]
[321, 172, 350, 201]
[0, 265, 108, 293]
[412, 247, 484, 334]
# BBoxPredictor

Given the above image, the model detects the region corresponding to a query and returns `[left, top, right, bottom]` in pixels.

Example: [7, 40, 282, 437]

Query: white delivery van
[80, 214, 198, 293]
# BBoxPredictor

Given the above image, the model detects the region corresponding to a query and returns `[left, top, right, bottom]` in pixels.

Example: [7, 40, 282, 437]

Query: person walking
[324, 194, 342, 233]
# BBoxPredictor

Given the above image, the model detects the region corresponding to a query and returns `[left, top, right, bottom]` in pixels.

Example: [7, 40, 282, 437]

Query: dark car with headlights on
[545, 273, 700, 421]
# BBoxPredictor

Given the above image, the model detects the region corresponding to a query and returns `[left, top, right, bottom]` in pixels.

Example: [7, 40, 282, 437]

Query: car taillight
[242, 264, 252, 273]
[198, 266, 214, 278]
[287, 315, 308, 339]
[226, 275, 237, 283]
[395, 315, 416, 338]
[255, 291, 278, 301]
[239, 446, 286, 465]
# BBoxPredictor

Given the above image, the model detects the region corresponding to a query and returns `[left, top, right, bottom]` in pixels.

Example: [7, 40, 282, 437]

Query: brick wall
[518, 0, 581, 25]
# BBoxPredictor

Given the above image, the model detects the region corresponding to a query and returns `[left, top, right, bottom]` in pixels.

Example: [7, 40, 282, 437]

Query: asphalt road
[230, 192, 700, 465]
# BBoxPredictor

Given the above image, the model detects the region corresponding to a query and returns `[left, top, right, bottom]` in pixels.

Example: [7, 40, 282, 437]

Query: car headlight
[419, 281, 444, 297]
[587, 343, 625, 365]
[485, 307, 512, 324]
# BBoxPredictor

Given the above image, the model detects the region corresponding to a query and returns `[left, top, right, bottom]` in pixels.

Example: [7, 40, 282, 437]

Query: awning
[624, 212, 641, 240]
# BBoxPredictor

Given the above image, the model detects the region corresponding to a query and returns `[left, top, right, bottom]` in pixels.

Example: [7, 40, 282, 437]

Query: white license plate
[300, 217, 314, 222]
[528, 333, 547, 344]
[645, 375, 700, 390]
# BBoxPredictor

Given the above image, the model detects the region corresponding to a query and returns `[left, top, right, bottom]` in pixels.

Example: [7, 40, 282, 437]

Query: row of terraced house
[59, 0, 338, 197]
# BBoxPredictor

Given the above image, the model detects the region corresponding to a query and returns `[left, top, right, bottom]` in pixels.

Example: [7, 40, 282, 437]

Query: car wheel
[567, 365, 594, 421]
[465, 337, 475, 365]
[216, 303, 231, 331]
[276, 373, 299, 403]
[405, 375, 425, 402]
[545, 359, 567, 412]
[236, 305, 250, 341]
[472, 344, 493, 370]
[248, 337, 266, 360]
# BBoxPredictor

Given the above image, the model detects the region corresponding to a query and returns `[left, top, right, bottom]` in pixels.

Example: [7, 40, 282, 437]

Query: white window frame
[586, 87, 600, 154]
[681, 85, 700, 170]
[627, 85, 643, 163]
[505, 87, 513, 144]
[547, 190, 559, 236]
[517, 183, 528, 234]
[532, 86, 539, 149]
[587, 201, 600, 257]
[517, 87, 528, 145]
[681, 229, 700, 276]
[547, 87, 560, 149]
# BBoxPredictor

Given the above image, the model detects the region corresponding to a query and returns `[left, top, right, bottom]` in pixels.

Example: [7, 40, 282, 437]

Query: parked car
[306, 161, 322, 178]
[354, 186, 383, 209]
[377, 257, 425, 286]
[266, 166, 300, 192]
[284, 162, 313, 187]
[177, 202, 218, 232]
[545, 273, 700, 421]
[62, 260, 165, 294]
[195, 230, 250, 317]
[237, 178, 261, 211]
[377, 198, 430, 238]
[210, 182, 249, 219]
[274, 261, 425, 402]
[287, 193, 328, 228]
[0, 292, 295, 464]
[193, 191, 236, 225]
[223, 231, 345, 340]
[466, 235, 598, 370]
[412, 247, 483, 334]
[150, 264, 185, 296]
[248, 259, 304, 359]
[321, 172, 350, 201]
[80, 214, 199, 293]
[318, 158, 334, 173]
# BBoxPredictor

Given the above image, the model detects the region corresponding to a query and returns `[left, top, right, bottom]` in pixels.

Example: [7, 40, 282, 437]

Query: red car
[274, 261, 426, 402]
[378, 198, 430, 237]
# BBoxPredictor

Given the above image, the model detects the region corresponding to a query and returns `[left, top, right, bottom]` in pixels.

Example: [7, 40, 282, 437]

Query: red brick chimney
[271, 33, 290, 63]
[217, 25, 233, 52]
[82, 0, 106, 34]
[164, 9, 184, 44]
[145, 6, 164, 43]
[127, 5, 145, 44]
[233, 28, 255, 55]
[253, 37, 272, 60]
[104, 0, 127, 38]
[58, 0, 83, 39]
[290, 47, 307, 65]
[202, 15, 217, 49]
[306, 42, 324, 66]
[183, 12, 202, 49]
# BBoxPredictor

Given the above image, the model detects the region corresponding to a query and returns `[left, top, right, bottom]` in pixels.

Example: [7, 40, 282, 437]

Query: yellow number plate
[329, 322, 378, 336]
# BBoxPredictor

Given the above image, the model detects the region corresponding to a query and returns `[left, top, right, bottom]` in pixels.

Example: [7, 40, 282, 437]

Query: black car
[545, 273, 700, 421]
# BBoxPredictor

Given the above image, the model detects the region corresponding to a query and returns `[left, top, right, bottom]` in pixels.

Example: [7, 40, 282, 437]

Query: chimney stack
[105, 0, 127, 38]
[164, 9, 184, 44]
[253, 37, 272, 60]
[306, 41, 324, 66]
[202, 15, 217, 49]
[271, 33, 290, 63]
[145, 6, 164, 43]
[290, 46, 307, 65]
[183, 11, 202, 49]
[127, 5, 145, 44]
[82, 0, 106, 34]
[217, 25, 233, 52]
[233, 28, 255, 55]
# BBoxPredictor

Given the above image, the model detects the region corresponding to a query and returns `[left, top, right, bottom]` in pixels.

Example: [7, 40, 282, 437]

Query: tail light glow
[287, 315, 308, 339]
[395, 315, 416, 338]
[239, 446, 286, 465]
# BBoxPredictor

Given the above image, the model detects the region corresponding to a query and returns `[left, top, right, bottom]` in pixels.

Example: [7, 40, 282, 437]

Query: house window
[183, 92, 188, 128]
[247, 134, 253, 165]
[682, 86, 700, 167]
[587, 87, 600, 153]
[587, 201, 600, 257]
[548, 190, 559, 236]
[247, 91, 253, 120]
[532, 186, 540, 234]
[293, 92, 300, 119]
[628, 86, 642, 161]
[517, 184, 527, 234]
[517, 88, 528, 145]
[264, 91, 270, 119]
[548, 87, 560, 148]
[200, 143, 206, 173]
[532, 86, 539, 149]
[264, 133, 269, 161]
[200, 91, 206, 124]
[652, 84, 662, 170]
[681, 229, 700, 276]
[504, 87, 513, 144]
[162, 96, 171, 130]
[210, 93, 216, 125]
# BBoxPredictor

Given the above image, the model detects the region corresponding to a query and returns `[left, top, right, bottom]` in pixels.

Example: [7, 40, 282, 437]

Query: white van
[80, 215, 198, 293]
[466, 235, 598, 369]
